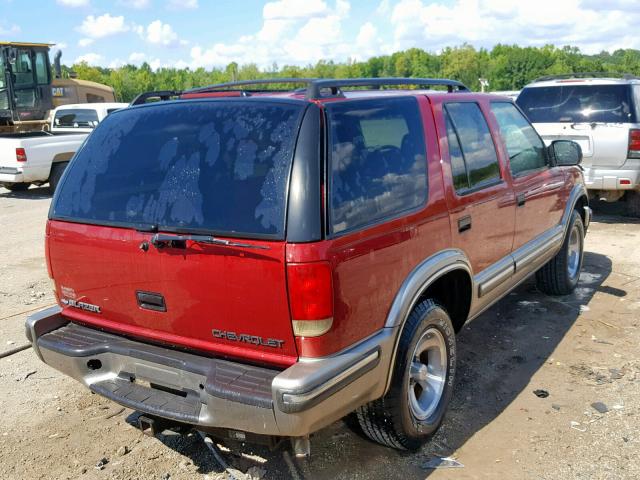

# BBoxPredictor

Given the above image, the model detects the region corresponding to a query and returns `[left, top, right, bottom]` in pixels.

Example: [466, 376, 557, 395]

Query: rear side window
[52, 100, 304, 239]
[517, 84, 636, 123]
[490, 102, 547, 176]
[54, 109, 99, 129]
[444, 102, 500, 193]
[328, 97, 427, 234]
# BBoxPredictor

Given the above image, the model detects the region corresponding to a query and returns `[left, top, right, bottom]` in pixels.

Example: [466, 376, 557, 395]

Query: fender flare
[382, 248, 473, 393]
[561, 183, 590, 239]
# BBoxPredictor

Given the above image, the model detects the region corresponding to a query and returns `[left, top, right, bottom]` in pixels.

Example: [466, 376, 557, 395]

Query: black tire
[356, 300, 456, 450]
[626, 191, 640, 217]
[48, 162, 68, 193]
[536, 210, 584, 295]
[4, 182, 30, 191]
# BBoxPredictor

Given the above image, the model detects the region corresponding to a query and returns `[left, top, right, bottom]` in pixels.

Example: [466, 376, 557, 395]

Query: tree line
[68, 44, 640, 102]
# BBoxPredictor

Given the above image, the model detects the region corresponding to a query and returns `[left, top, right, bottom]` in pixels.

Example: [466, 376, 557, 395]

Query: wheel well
[416, 269, 472, 333]
[52, 152, 74, 163]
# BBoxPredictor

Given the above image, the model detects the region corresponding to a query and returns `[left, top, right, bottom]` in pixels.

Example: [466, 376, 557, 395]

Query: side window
[444, 102, 500, 193]
[445, 116, 469, 191]
[328, 97, 427, 234]
[490, 102, 547, 176]
[634, 86, 640, 120]
[13, 50, 34, 87]
[35, 51, 49, 85]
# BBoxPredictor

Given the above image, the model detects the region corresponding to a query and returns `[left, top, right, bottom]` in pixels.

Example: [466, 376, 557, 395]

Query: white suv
[517, 74, 640, 215]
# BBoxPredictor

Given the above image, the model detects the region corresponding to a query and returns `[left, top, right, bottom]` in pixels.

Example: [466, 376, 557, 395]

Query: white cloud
[108, 58, 125, 69]
[121, 0, 150, 8]
[78, 14, 129, 39]
[353, 22, 380, 60]
[167, 0, 197, 9]
[129, 52, 147, 63]
[74, 52, 103, 65]
[138, 20, 185, 47]
[0, 23, 21, 35]
[263, 0, 329, 20]
[49, 41, 68, 50]
[57, 0, 89, 6]
[376, 0, 391, 15]
[388, 0, 640, 54]
[78, 38, 94, 47]
[108, 53, 163, 70]
[189, 0, 352, 68]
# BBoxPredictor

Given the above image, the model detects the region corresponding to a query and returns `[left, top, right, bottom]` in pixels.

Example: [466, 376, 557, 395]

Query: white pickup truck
[0, 102, 127, 192]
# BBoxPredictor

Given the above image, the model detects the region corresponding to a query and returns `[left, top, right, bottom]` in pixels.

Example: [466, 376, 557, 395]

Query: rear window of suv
[51, 100, 305, 239]
[327, 97, 427, 234]
[517, 84, 636, 124]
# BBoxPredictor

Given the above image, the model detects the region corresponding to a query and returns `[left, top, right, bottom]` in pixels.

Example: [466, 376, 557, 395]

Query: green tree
[68, 44, 640, 101]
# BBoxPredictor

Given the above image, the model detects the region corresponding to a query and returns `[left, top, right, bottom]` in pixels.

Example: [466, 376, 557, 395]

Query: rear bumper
[0, 167, 24, 184]
[26, 306, 395, 437]
[583, 165, 640, 191]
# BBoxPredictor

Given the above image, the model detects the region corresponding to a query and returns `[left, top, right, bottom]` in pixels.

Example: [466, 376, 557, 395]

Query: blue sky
[1, 0, 639, 69]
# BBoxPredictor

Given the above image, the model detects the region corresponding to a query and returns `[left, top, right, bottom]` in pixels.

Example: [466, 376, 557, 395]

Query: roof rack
[184, 77, 469, 99]
[533, 72, 640, 82]
[131, 78, 470, 106]
[305, 78, 469, 98]
[130, 90, 182, 106]
[186, 78, 316, 95]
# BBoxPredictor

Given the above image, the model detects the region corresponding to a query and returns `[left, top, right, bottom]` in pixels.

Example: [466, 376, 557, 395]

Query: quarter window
[328, 97, 428, 234]
[444, 102, 500, 192]
[490, 102, 547, 176]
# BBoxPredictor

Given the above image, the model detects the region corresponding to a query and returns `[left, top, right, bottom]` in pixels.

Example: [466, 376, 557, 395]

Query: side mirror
[549, 140, 582, 166]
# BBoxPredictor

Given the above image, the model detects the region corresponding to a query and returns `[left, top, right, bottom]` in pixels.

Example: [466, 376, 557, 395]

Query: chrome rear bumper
[26, 306, 395, 437]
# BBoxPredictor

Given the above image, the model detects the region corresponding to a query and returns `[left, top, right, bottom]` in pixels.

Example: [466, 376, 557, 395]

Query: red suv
[27, 78, 590, 455]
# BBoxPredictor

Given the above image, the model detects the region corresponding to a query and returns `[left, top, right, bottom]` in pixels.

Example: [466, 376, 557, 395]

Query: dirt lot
[0, 185, 639, 480]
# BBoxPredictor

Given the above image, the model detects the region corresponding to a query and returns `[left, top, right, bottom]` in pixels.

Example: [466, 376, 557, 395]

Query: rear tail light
[287, 262, 333, 337]
[45, 221, 56, 299]
[16, 148, 27, 162]
[619, 179, 631, 185]
[628, 129, 640, 158]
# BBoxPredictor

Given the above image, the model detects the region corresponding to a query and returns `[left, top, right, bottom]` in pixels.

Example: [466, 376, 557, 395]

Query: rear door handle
[517, 193, 526, 207]
[458, 215, 472, 233]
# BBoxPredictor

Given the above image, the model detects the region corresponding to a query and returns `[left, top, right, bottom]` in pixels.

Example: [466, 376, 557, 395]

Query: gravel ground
[0, 186, 638, 480]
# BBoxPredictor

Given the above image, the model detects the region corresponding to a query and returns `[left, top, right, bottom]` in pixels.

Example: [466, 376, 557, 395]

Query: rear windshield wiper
[150, 233, 270, 250]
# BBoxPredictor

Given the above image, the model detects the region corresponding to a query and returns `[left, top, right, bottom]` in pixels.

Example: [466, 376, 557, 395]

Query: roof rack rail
[185, 78, 316, 95]
[533, 72, 640, 82]
[130, 90, 182, 106]
[183, 77, 469, 99]
[305, 77, 469, 98]
[131, 78, 470, 106]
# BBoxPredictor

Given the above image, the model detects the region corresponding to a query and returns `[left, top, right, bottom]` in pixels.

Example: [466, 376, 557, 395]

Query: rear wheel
[356, 300, 456, 450]
[626, 191, 640, 217]
[536, 210, 584, 295]
[4, 183, 30, 192]
[48, 162, 68, 193]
